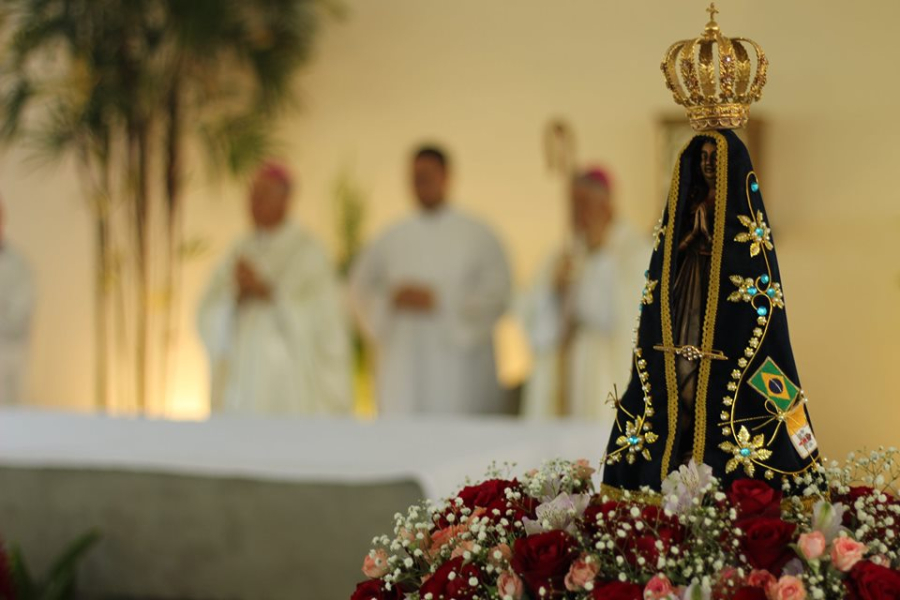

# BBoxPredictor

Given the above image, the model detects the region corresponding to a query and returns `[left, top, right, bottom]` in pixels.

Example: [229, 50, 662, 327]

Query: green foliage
[1, 0, 324, 178]
[0, 0, 330, 410]
[332, 165, 367, 276]
[9, 530, 100, 600]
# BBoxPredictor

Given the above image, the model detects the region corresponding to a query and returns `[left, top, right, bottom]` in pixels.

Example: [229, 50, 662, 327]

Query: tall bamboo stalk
[160, 81, 182, 411]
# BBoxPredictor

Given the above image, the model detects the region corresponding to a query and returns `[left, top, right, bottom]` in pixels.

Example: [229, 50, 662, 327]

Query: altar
[0, 409, 609, 600]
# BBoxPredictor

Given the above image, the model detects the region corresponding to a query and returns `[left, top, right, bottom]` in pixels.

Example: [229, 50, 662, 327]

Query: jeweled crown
[661, 3, 768, 131]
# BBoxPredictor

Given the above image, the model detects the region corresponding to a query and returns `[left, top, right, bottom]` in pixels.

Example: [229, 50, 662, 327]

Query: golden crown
[661, 3, 768, 131]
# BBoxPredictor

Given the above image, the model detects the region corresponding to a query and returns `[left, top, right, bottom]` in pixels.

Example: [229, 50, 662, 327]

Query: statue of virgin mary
[602, 5, 820, 494]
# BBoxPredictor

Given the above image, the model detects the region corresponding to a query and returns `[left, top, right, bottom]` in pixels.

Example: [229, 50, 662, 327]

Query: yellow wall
[1, 1, 898, 459]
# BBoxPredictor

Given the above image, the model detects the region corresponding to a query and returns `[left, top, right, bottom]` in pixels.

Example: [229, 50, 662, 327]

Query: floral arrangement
[350, 449, 900, 600]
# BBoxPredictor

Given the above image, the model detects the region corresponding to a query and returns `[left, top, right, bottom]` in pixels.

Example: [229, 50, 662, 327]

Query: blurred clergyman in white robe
[198, 164, 352, 415]
[0, 200, 35, 405]
[521, 168, 649, 419]
[350, 145, 511, 415]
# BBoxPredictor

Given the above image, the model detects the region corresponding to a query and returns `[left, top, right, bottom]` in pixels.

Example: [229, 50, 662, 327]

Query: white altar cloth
[0, 408, 612, 499]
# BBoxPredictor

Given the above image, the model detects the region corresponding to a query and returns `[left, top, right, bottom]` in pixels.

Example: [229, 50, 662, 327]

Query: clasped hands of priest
[235, 257, 272, 303]
[391, 284, 435, 312]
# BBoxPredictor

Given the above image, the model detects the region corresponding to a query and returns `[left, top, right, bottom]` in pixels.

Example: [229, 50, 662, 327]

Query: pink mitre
[581, 166, 613, 191]
[255, 161, 294, 192]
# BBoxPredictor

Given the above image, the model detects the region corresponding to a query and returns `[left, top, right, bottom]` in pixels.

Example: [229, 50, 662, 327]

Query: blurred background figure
[198, 163, 352, 415]
[520, 168, 649, 419]
[0, 199, 35, 405]
[350, 145, 511, 415]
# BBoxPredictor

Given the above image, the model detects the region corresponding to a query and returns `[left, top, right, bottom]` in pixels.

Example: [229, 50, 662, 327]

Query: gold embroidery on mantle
[693, 131, 729, 465]
[605, 350, 659, 466]
[722, 171, 819, 478]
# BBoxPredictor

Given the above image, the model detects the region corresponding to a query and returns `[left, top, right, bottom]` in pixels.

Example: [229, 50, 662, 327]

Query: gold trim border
[659, 131, 729, 479]
[659, 142, 685, 480]
[693, 131, 729, 463]
[598, 483, 820, 513]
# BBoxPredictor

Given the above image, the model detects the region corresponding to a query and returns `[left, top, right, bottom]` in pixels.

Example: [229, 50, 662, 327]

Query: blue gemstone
[747, 286, 757, 295]
[757, 306, 768, 317]
[767, 288, 776, 297]
[628, 436, 640, 445]
[755, 227, 764, 237]
[750, 181, 760, 192]
[645, 270, 650, 278]
[761, 274, 770, 284]
[740, 448, 752, 457]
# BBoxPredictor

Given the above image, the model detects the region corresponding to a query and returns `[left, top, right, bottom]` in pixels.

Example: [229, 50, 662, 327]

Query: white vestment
[350, 206, 511, 415]
[198, 222, 352, 415]
[0, 244, 34, 405]
[521, 220, 650, 419]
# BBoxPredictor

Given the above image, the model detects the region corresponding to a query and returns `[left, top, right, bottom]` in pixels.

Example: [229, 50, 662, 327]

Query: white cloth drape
[350, 206, 511, 415]
[198, 222, 352, 415]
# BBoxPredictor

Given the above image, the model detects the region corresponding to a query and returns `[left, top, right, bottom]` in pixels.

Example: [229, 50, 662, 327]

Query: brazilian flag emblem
[748, 357, 799, 412]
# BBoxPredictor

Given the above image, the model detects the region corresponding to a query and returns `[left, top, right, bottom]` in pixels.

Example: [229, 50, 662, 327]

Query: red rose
[591, 580, 643, 600]
[836, 487, 876, 527]
[582, 501, 621, 537]
[838, 487, 900, 531]
[623, 506, 684, 566]
[457, 479, 518, 509]
[350, 579, 403, 600]
[845, 561, 900, 600]
[438, 479, 523, 529]
[729, 479, 783, 519]
[418, 557, 481, 600]
[485, 495, 538, 530]
[581, 502, 684, 567]
[846, 486, 877, 503]
[731, 587, 768, 600]
[640, 505, 685, 543]
[739, 517, 797, 573]
[511, 530, 579, 596]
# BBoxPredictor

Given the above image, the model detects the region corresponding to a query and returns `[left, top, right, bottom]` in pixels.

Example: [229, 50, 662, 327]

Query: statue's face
[700, 141, 717, 188]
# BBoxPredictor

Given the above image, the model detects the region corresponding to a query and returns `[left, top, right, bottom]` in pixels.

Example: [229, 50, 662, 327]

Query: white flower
[661, 460, 715, 514]
[522, 492, 591, 536]
[811, 500, 847, 543]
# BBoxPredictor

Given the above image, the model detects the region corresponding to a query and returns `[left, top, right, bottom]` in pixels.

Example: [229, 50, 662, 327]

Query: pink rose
[497, 571, 524, 599]
[488, 543, 513, 567]
[643, 574, 675, 599]
[451, 540, 476, 559]
[362, 548, 390, 578]
[564, 554, 600, 591]
[766, 575, 806, 600]
[574, 459, 596, 481]
[748, 569, 777, 589]
[797, 531, 826, 560]
[831, 536, 867, 572]
[469, 507, 488, 524]
[398, 526, 428, 551]
[428, 524, 467, 558]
